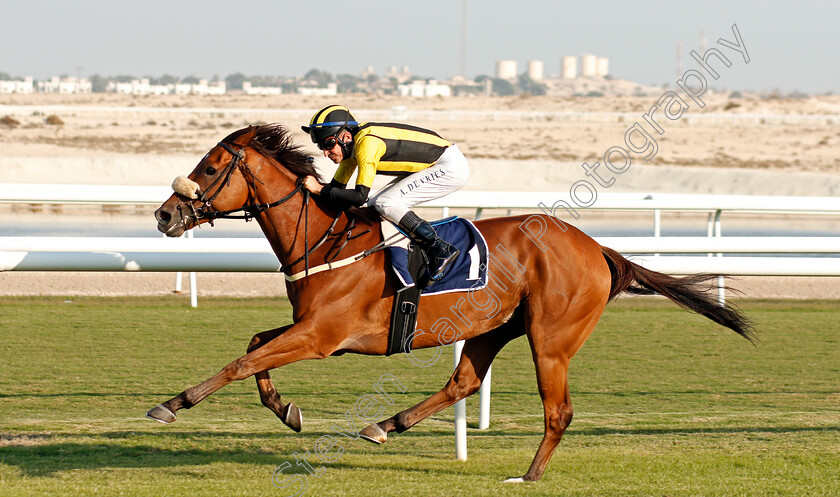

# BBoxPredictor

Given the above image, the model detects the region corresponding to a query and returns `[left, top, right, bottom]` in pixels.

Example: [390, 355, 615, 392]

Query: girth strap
[387, 243, 425, 355]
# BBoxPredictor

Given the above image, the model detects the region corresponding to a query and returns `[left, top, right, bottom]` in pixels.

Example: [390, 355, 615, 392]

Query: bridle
[183, 141, 304, 224]
[176, 141, 368, 277]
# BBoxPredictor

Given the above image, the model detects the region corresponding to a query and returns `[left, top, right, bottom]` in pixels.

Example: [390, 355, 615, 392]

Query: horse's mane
[222, 124, 380, 227]
[222, 124, 316, 178]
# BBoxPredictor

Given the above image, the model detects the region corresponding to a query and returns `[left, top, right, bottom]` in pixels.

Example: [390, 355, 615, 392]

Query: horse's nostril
[155, 208, 171, 225]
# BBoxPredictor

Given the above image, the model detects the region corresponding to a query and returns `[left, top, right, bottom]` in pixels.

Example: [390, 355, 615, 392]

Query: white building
[297, 83, 338, 96]
[397, 80, 452, 98]
[385, 66, 412, 83]
[37, 77, 92, 94]
[360, 66, 377, 80]
[108, 81, 134, 94]
[242, 82, 282, 95]
[173, 83, 193, 95]
[193, 80, 226, 95]
[173, 80, 226, 95]
[596, 57, 610, 77]
[495, 60, 517, 80]
[527, 60, 544, 81]
[580, 54, 598, 77]
[0, 77, 34, 94]
[562, 56, 577, 79]
[107, 78, 170, 95]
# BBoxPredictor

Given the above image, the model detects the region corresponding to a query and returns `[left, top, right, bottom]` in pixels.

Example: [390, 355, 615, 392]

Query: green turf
[0, 296, 838, 496]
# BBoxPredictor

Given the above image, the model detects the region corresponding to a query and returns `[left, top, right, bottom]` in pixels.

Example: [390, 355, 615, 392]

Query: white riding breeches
[365, 144, 470, 223]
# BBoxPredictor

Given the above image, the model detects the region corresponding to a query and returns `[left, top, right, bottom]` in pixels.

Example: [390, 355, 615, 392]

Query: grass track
[0, 296, 838, 496]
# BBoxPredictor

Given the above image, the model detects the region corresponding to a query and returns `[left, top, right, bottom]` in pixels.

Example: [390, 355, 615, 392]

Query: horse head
[154, 124, 315, 237]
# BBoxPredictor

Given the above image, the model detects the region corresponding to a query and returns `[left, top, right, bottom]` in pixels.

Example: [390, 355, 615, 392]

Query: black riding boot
[398, 211, 460, 281]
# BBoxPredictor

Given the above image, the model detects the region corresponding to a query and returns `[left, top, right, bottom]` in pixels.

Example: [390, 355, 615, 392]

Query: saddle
[384, 217, 489, 355]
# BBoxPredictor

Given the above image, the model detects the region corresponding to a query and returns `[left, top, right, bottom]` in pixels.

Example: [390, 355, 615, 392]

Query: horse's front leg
[246, 325, 302, 432]
[146, 321, 333, 424]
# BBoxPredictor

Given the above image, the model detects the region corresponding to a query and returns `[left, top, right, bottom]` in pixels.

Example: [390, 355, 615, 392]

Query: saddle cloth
[383, 216, 489, 295]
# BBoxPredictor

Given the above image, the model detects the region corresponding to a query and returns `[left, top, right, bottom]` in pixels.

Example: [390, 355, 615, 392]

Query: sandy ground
[0, 271, 838, 301]
[1, 93, 839, 299]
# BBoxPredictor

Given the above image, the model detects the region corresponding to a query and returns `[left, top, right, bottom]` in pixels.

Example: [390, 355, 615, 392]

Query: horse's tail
[600, 246, 756, 343]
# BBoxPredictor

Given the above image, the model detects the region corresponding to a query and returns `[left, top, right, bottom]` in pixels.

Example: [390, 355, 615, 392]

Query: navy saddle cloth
[386, 216, 489, 295]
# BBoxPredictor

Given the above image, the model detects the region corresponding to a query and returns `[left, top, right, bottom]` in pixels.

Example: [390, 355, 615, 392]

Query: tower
[460, 0, 468, 77]
[677, 41, 683, 79]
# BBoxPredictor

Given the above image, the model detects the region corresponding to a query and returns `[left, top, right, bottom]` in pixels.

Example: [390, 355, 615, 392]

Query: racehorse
[149, 124, 755, 482]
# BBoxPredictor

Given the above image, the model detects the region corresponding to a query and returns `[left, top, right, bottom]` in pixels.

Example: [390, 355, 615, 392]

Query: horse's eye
[205, 166, 217, 175]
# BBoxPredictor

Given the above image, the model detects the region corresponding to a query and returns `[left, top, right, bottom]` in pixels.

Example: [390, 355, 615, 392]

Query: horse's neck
[254, 189, 313, 266]
[256, 187, 380, 271]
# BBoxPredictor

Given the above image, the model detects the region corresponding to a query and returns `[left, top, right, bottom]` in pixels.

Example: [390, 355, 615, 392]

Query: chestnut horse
[148, 124, 754, 482]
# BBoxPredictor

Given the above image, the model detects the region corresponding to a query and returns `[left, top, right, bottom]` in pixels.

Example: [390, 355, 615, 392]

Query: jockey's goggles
[317, 135, 339, 151]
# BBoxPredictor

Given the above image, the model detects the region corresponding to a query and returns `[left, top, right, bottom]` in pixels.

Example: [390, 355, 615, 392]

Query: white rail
[1, 236, 839, 275]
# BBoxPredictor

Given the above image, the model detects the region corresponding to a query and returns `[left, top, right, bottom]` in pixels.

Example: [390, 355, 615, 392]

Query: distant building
[0, 76, 34, 94]
[297, 83, 338, 96]
[580, 54, 598, 77]
[195, 80, 226, 95]
[37, 77, 91, 94]
[385, 66, 412, 83]
[495, 60, 517, 80]
[105, 78, 225, 95]
[360, 66, 377, 80]
[527, 60, 544, 81]
[242, 81, 282, 95]
[397, 79, 452, 97]
[596, 57, 610, 77]
[107, 78, 169, 95]
[562, 56, 577, 79]
[173, 80, 226, 95]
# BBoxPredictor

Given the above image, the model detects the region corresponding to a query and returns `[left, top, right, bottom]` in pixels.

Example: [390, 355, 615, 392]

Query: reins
[184, 141, 371, 278]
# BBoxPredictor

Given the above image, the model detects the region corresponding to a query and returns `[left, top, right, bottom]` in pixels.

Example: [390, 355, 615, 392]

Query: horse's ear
[233, 126, 258, 146]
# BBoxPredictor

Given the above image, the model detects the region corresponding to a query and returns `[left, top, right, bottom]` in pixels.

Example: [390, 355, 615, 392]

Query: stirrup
[428, 248, 459, 280]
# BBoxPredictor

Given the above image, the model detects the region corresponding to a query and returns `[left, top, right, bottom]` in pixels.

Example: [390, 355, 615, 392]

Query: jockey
[301, 104, 469, 280]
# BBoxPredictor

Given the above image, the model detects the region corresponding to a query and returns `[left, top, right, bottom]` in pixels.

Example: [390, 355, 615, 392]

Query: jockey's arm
[320, 179, 370, 208]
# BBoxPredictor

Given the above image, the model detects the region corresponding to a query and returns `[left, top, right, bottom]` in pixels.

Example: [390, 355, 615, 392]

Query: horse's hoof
[359, 423, 387, 444]
[146, 404, 176, 424]
[283, 403, 302, 432]
[502, 477, 525, 483]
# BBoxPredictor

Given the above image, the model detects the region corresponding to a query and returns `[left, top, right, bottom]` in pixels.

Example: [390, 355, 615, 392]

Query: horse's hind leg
[247, 325, 302, 432]
[359, 319, 523, 443]
[506, 353, 573, 483]
[508, 304, 606, 483]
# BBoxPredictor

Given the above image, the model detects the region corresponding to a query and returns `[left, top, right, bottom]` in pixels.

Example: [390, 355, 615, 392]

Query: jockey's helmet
[301, 105, 359, 147]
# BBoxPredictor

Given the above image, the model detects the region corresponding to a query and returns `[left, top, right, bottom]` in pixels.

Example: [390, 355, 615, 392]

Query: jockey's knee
[372, 202, 387, 216]
[373, 199, 409, 224]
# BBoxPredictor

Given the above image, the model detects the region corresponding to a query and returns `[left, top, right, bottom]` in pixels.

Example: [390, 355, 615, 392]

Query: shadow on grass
[0, 441, 505, 481]
[3, 423, 838, 479]
[0, 440, 298, 477]
[0, 432, 480, 479]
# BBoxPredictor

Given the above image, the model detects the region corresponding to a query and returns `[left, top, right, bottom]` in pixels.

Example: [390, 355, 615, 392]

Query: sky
[1, 0, 837, 94]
